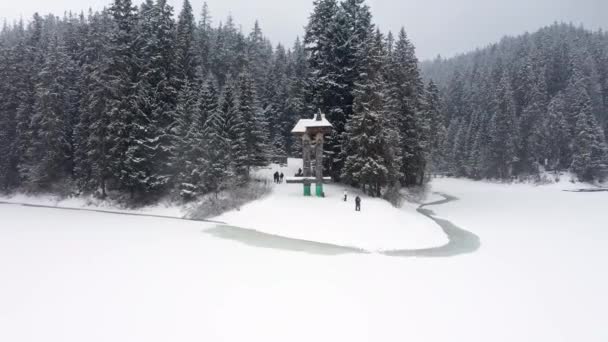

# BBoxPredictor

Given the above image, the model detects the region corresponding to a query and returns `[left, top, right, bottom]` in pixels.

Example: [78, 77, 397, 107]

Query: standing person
[355, 196, 361, 211]
[343, 190, 348, 202]
[280, 172, 284, 183]
[273, 171, 279, 184]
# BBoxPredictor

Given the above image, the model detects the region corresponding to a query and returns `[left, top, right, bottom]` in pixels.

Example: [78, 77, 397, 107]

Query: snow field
[217, 158, 448, 251]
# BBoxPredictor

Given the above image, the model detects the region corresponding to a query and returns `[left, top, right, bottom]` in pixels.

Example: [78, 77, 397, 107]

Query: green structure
[287, 111, 333, 197]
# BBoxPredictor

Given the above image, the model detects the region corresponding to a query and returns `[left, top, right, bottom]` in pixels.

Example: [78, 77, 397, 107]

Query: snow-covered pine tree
[424, 80, 446, 174]
[237, 70, 269, 177]
[105, 0, 147, 197]
[247, 21, 273, 95]
[135, 0, 179, 194]
[261, 44, 290, 158]
[175, 0, 197, 86]
[210, 16, 245, 87]
[544, 92, 571, 169]
[196, 2, 212, 77]
[24, 35, 77, 189]
[218, 79, 247, 180]
[570, 84, 608, 181]
[73, 10, 112, 194]
[14, 14, 45, 185]
[0, 41, 21, 190]
[284, 37, 310, 156]
[519, 68, 549, 174]
[172, 80, 203, 199]
[200, 81, 231, 195]
[487, 72, 519, 179]
[386, 27, 426, 186]
[305, 0, 342, 178]
[342, 29, 400, 197]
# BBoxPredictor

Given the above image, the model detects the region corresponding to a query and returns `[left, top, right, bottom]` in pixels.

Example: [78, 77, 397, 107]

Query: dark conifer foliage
[423, 23, 608, 181]
[0, 0, 466, 201]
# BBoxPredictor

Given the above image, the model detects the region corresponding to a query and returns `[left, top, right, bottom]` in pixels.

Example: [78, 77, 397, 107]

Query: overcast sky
[1, 0, 606, 60]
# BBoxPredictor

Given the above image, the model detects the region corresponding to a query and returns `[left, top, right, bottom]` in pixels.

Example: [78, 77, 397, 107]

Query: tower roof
[291, 112, 333, 135]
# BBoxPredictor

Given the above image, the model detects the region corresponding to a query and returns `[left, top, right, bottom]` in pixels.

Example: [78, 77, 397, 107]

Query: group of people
[343, 190, 362, 211]
[273, 171, 284, 184]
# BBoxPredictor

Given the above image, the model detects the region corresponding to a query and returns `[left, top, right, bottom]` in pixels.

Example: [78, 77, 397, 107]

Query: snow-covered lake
[1, 178, 607, 342]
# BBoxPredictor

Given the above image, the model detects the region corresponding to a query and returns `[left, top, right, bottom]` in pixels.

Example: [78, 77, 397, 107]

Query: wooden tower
[288, 111, 333, 196]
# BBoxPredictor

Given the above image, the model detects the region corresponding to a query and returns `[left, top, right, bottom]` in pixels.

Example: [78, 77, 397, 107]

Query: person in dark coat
[355, 196, 361, 211]
[273, 171, 279, 183]
[279, 172, 284, 183]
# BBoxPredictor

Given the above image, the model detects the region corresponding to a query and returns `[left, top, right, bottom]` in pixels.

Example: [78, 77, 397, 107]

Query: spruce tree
[175, 0, 197, 85]
[488, 73, 519, 179]
[0, 41, 23, 189]
[424, 80, 446, 173]
[387, 27, 426, 185]
[571, 86, 608, 181]
[172, 80, 202, 198]
[24, 36, 76, 188]
[201, 82, 231, 195]
[342, 29, 400, 196]
[218, 80, 247, 180]
[106, 0, 139, 191]
[545, 92, 571, 169]
[15, 14, 45, 185]
[237, 71, 269, 177]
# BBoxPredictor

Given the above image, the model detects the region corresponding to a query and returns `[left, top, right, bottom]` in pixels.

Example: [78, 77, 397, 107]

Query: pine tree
[342, 29, 400, 196]
[201, 81, 231, 194]
[571, 86, 608, 181]
[196, 2, 212, 77]
[218, 80, 247, 179]
[387, 27, 426, 185]
[73, 10, 114, 194]
[24, 36, 77, 188]
[304, 0, 343, 178]
[262, 44, 290, 157]
[284, 37, 310, 156]
[175, 0, 197, 85]
[488, 73, 519, 179]
[248, 21, 273, 94]
[519, 69, 549, 173]
[544, 92, 571, 169]
[0, 42, 21, 189]
[135, 0, 178, 194]
[172, 80, 202, 198]
[237, 71, 269, 177]
[14, 14, 45, 185]
[424, 80, 446, 173]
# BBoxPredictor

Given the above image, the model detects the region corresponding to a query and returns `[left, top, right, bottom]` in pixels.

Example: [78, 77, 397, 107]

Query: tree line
[0, 0, 439, 200]
[423, 23, 608, 181]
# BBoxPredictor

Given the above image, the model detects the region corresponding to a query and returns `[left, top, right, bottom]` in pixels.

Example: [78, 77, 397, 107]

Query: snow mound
[215, 159, 448, 252]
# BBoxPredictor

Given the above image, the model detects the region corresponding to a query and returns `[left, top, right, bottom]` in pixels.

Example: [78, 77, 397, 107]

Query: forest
[0, 0, 606, 204]
[423, 23, 608, 181]
[0, 0, 436, 200]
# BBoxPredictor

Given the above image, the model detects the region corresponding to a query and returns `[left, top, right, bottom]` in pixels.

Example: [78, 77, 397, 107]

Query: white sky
[1, 0, 606, 60]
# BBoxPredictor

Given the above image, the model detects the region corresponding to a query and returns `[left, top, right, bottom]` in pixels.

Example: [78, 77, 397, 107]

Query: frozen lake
[1, 178, 607, 342]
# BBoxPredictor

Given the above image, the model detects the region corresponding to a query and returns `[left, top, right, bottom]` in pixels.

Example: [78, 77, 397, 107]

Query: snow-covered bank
[215, 159, 447, 251]
[0, 193, 188, 218]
